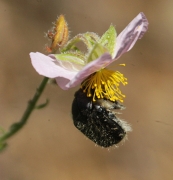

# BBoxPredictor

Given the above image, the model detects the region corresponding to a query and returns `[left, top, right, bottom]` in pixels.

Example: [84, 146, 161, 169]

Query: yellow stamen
[119, 63, 126, 66]
[81, 68, 128, 102]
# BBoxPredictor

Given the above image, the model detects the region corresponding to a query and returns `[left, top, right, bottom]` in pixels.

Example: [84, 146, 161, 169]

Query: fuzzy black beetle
[72, 89, 131, 148]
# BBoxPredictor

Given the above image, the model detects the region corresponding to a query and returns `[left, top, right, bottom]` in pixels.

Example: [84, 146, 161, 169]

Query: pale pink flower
[30, 12, 148, 90]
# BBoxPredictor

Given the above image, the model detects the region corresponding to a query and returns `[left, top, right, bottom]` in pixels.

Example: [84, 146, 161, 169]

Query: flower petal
[113, 12, 149, 59]
[49, 54, 84, 72]
[30, 52, 77, 80]
[62, 53, 112, 89]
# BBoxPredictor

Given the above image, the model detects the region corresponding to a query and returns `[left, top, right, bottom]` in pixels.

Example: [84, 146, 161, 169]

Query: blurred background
[0, 0, 173, 180]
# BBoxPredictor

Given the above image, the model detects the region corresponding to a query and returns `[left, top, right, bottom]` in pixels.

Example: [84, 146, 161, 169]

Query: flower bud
[46, 15, 69, 53]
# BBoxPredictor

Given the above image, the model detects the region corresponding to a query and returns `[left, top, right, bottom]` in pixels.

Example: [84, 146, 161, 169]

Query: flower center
[81, 68, 128, 102]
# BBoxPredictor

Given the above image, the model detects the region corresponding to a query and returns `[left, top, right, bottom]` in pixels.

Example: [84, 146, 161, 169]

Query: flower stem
[0, 77, 49, 147]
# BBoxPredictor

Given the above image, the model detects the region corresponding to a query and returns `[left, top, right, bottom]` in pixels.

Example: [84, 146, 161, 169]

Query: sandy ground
[0, 0, 173, 180]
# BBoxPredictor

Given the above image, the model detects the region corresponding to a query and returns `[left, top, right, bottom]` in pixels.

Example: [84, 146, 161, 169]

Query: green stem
[0, 77, 49, 143]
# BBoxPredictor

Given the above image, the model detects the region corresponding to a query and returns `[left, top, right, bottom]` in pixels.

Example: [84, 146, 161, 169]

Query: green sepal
[87, 43, 108, 63]
[83, 32, 100, 47]
[60, 34, 92, 53]
[99, 25, 116, 57]
[61, 33, 100, 53]
[55, 52, 86, 65]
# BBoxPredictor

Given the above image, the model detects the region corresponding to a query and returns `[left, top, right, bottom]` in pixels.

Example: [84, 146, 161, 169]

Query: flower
[30, 12, 148, 102]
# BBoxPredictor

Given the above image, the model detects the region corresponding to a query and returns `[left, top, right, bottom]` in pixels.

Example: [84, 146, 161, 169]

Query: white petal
[63, 53, 112, 89]
[30, 52, 77, 80]
[49, 54, 84, 72]
[113, 12, 149, 59]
